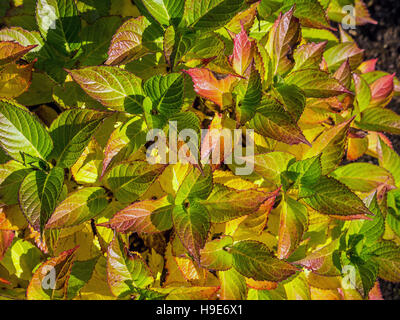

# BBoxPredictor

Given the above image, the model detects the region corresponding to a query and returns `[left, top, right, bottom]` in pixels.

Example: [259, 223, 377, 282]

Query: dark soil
[352, 0, 400, 300]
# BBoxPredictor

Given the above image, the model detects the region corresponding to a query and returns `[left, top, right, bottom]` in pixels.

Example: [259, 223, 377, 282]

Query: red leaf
[369, 73, 395, 107]
[358, 58, 378, 73]
[184, 68, 238, 107]
[333, 60, 351, 88]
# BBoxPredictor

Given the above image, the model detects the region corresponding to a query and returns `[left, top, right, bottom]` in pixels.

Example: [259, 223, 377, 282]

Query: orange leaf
[0, 229, 14, 261]
[347, 136, 368, 161]
[368, 281, 383, 300]
[246, 278, 278, 290]
[184, 68, 238, 107]
[0, 41, 37, 66]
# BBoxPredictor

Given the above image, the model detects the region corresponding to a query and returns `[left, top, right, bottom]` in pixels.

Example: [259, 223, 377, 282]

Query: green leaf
[353, 73, 371, 112]
[230, 240, 298, 282]
[107, 234, 154, 298]
[248, 97, 309, 146]
[45, 187, 108, 229]
[0, 238, 42, 281]
[303, 176, 372, 218]
[200, 236, 233, 271]
[293, 41, 326, 72]
[183, 0, 245, 31]
[259, 0, 331, 30]
[0, 100, 53, 162]
[277, 196, 308, 259]
[285, 69, 351, 98]
[387, 189, 400, 237]
[102, 117, 147, 177]
[67, 66, 145, 114]
[106, 162, 165, 204]
[348, 193, 384, 247]
[218, 268, 247, 300]
[16, 73, 56, 107]
[365, 241, 400, 282]
[49, 109, 108, 168]
[331, 163, 395, 193]
[144, 73, 184, 118]
[66, 257, 99, 300]
[172, 202, 210, 262]
[175, 165, 212, 204]
[237, 67, 262, 125]
[284, 155, 322, 195]
[164, 27, 196, 68]
[200, 184, 271, 223]
[78, 16, 122, 66]
[357, 107, 400, 135]
[19, 167, 64, 233]
[244, 151, 296, 187]
[76, 0, 111, 23]
[0, 160, 32, 205]
[377, 136, 400, 187]
[273, 83, 306, 122]
[137, 0, 185, 26]
[183, 32, 224, 61]
[36, 0, 81, 56]
[323, 42, 364, 71]
[304, 118, 352, 175]
[99, 196, 173, 233]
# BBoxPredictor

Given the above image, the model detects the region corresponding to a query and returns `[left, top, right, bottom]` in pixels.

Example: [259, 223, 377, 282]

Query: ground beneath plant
[352, 0, 400, 300]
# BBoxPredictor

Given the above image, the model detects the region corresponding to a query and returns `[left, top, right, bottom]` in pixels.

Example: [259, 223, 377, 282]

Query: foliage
[0, 0, 399, 300]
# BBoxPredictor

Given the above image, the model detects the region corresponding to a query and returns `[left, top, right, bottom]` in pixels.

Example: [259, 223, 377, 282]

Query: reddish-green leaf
[277, 196, 308, 259]
[68, 66, 144, 114]
[249, 96, 309, 145]
[266, 7, 301, 75]
[303, 176, 372, 218]
[331, 163, 395, 193]
[286, 69, 351, 98]
[172, 202, 210, 263]
[99, 196, 173, 234]
[46, 187, 108, 229]
[201, 184, 272, 223]
[230, 25, 254, 76]
[304, 118, 353, 174]
[105, 16, 162, 66]
[292, 41, 327, 72]
[230, 240, 298, 282]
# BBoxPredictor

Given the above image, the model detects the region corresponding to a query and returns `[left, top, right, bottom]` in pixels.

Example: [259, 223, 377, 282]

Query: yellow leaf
[0, 62, 33, 98]
[71, 138, 103, 184]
